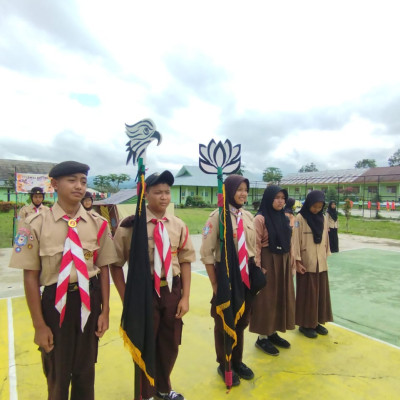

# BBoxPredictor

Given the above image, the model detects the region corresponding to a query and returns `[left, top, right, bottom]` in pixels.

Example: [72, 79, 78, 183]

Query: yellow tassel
[120, 326, 155, 387]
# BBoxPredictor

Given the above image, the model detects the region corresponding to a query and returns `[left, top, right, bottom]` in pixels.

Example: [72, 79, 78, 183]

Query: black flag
[120, 177, 155, 387]
[215, 195, 245, 381]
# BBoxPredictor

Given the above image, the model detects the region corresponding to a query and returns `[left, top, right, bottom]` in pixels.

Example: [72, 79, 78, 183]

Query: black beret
[82, 191, 93, 199]
[49, 161, 90, 178]
[145, 170, 174, 188]
[30, 186, 44, 194]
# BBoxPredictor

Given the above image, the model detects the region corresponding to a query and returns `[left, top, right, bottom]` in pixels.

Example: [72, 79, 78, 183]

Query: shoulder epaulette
[120, 215, 135, 228]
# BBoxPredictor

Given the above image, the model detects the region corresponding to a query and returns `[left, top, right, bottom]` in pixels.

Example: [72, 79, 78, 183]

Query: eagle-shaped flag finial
[125, 118, 162, 165]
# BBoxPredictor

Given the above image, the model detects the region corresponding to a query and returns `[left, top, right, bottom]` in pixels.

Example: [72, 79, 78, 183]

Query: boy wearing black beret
[9, 160, 118, 400]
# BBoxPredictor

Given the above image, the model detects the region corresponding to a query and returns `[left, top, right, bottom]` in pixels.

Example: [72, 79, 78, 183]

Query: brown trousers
[210, 290, 252, 368]
[141, 276, 183, 399]
[41, 277, 102, 400]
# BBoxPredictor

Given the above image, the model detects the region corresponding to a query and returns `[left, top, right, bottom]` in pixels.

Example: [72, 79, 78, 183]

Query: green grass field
[1, 208, 399, 248]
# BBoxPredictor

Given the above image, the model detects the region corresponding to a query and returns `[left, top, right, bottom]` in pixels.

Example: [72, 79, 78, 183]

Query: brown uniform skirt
[295, 264, 333, 328]
[249, 247, 295, 336]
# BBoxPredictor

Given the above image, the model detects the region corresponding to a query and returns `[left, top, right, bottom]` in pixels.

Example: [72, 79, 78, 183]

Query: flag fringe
[216, 303, 237, 348]
[120, 326, 155, 387]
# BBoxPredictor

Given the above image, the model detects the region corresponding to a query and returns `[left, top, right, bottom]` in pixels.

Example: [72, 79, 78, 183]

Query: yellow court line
[0, 299, 10, 400]
[8, 274, 400, 400]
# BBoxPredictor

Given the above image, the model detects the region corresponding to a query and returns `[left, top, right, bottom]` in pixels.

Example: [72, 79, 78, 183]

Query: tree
[388, 149, 400, 166]
[298, 163, 318, 173]
[355, 159, 376, 168]
[107, 173, 131, 191]
[92, 175, 113, 193]
[262, 167, 282, 184]
[93, 174, 131, 193]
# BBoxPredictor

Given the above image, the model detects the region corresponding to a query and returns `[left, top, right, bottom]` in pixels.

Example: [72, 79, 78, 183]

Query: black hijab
[299, 190, 325, 244]
[284, 197, 295, 215]
[327, 200, 338, 222]
[224, 175, 249, 209]
[257, 185, 291, 254]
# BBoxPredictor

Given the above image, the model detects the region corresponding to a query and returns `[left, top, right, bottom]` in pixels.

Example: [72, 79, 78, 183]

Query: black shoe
[217, 365, 240, 387]
[315, 324, 328, 335]
[255, 338, 279, 355]
[268, 332, 291, 348]
[156, 390, 184, 400]
[233, 362, 254, 380]
[299, 326, 318, 338]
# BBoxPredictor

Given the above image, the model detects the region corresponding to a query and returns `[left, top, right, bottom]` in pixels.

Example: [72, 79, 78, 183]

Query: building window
[204, 191, 209, 197]
[368, 186, 377, 194]
[295, 187, 300, 193]
[321, 187, 328, 193]
[387, 186, 397, 194]
[190, 191, 195, 196]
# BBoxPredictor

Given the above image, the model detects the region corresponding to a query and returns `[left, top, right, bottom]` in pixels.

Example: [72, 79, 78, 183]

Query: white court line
[8, 297, 18, 400]
[193, 271, 400, 350]
[329, 322, 400, 350]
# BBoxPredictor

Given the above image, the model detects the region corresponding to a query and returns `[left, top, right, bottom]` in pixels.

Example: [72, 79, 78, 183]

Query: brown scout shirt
[18, 204, 49, 226]
[9, 202, 118, 286]
[291, 213, 330, 273]
[326, 214, 339, 229]
[200, 205, 256, 265]
[112, 206, 195, 276]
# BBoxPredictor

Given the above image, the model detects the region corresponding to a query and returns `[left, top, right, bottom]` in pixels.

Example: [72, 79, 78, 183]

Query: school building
[0, 159, 57, 203]
[171, 165, 266, 206]
[280, 166, 400, 203]
[2, 159, 400, 208]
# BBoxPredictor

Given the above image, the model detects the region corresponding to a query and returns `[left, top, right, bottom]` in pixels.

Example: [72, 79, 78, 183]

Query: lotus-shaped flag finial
[199, 139, 241, 174]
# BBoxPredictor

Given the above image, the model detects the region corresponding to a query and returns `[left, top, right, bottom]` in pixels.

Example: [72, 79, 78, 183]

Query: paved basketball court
[1, 235, 400, 399]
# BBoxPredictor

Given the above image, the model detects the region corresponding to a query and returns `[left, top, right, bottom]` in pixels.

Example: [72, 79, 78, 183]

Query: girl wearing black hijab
[249, 185, 295, 356]
[200, 174, 257, 387]
[292, 190, 333, 339]
[326, 200, 339, 252]
[284, 197, 296, 228]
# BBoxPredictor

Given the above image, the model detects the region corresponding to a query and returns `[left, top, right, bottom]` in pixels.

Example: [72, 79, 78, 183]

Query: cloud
[0, 0, 113, 76]
[0, 130, 129, 176]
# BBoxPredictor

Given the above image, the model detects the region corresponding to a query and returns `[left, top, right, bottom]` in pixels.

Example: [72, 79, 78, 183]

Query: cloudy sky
[1, 0, 400, 179]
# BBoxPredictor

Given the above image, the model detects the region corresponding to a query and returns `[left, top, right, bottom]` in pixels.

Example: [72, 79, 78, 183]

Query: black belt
[155, 275, 180, 287]
[68, 276, 97, 292]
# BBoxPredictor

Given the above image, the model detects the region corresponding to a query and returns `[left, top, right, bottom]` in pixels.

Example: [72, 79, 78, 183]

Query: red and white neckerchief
[235, 208, 250, 289]
[151, 218, 172, 297]
[55, 216, 90, 331]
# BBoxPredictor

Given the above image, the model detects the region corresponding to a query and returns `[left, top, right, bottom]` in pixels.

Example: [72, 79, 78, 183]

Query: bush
[0, 201, 14, 212]
[185, 195, 207, 208]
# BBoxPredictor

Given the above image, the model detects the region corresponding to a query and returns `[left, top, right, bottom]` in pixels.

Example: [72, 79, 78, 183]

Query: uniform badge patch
[294, 221, 300, 228]
[14, 227, 30, 247]
[84, 251, 93, 260]
[202, 221, 213, 237]
[15, 247, 22, 253]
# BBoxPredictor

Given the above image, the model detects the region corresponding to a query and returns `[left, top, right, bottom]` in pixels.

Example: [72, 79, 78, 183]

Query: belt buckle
[68, 283, 79, 292]
[160, 280, 168, 287]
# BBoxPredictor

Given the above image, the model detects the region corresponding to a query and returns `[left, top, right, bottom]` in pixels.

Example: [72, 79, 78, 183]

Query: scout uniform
[249, 186, 295, 356]
[326, 201, 339, 253]
[18, 186, 49, 226]
[200, 175, 256, 385]
[9, 161, 118, 400]
[292, 191, 333, 338]
[112, 171, 195, 400]
[81, 191, 94, 211]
